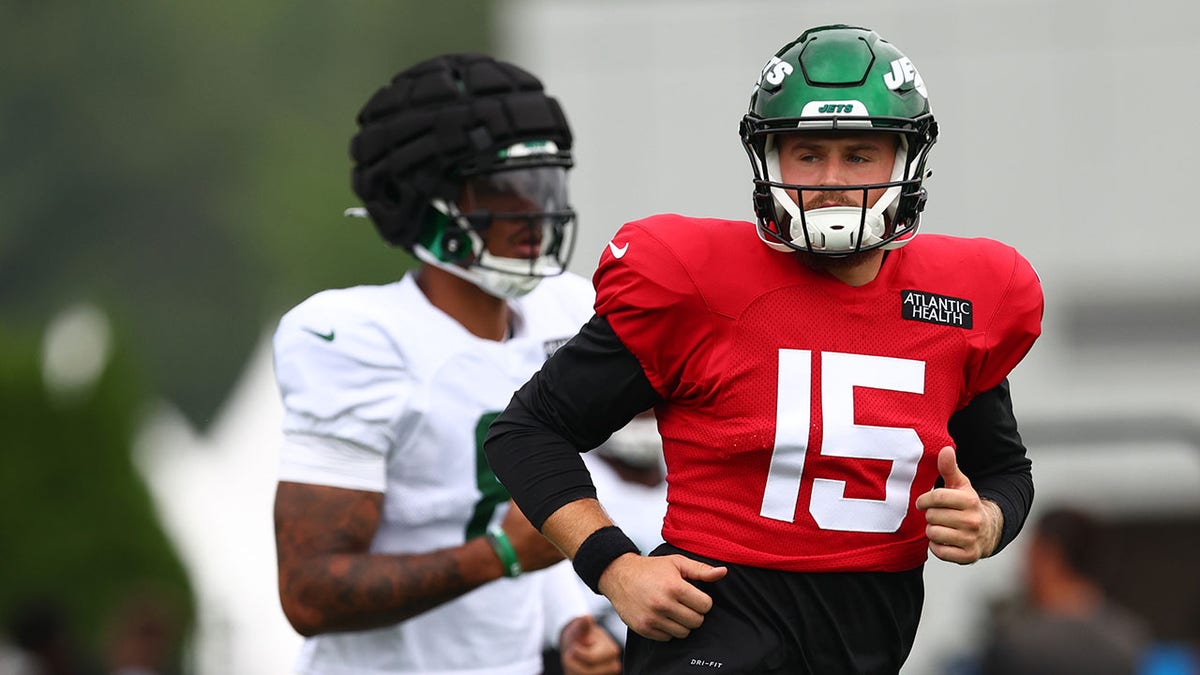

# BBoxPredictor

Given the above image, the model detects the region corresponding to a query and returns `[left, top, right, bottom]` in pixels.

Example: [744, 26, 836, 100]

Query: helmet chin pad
[799, 205, 886, 252]
[414, 244, 545, 299]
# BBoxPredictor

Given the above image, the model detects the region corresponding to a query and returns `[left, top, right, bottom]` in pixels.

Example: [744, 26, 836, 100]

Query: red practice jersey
[593, 215, 1043, 573]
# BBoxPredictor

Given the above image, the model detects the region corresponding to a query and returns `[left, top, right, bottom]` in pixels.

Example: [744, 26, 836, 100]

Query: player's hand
[915, 446, 1003, 564]
[500, 500, 565, 572]
[559, 615, 622, 675]
[598, 553, 727, 642]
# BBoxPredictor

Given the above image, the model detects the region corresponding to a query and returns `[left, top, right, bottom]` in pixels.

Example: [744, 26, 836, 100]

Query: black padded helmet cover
[350, 53, 574, 248]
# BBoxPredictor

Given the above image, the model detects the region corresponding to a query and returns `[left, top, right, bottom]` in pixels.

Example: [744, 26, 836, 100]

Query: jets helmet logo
[754, 56, 794, 93]
[883, 57, 928, 98]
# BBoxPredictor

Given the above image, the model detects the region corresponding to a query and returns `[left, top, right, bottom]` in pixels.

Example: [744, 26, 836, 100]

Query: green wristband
[485, 526, 522, 578]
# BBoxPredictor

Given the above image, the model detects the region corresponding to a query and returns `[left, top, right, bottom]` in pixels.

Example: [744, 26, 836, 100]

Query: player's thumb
[574, 615, 597, 646]
[677, 557, 729, 582]
[562, 615, 596, 650]
[937, 446, 970, 489]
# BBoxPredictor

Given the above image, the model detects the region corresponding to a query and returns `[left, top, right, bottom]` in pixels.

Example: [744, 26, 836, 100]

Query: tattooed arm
[274, 482, 564, 636]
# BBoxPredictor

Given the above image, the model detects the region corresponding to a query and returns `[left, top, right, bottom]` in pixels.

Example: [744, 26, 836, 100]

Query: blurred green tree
[0, 325, 194, 669]
[0, 0, 493, 665]
[0, 0, 493, 428]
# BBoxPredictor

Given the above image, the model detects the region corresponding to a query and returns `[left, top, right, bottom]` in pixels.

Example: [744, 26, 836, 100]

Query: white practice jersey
[272, 271, 595, 675]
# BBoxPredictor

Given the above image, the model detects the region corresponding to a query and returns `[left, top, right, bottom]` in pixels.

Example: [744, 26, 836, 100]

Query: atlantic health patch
[901, 290, 973, 329]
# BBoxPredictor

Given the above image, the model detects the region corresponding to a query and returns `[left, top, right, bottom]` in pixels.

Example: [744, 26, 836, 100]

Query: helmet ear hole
[416, 204, 477, 264]
[442, 226, 473, 262]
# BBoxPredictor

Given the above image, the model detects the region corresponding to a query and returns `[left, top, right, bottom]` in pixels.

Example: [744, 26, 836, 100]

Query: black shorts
[622, 543, 925, 675]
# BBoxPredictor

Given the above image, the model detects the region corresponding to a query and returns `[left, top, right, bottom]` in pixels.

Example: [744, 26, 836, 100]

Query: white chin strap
[414, 244, 544, 299]
[475, 249, 553, 298]
[760, 136, 910, 255]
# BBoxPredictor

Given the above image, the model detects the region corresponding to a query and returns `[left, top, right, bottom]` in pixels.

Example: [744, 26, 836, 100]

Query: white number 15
[760, 350, 925, 533]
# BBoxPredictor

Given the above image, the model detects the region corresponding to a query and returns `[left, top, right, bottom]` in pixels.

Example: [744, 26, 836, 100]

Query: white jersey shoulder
[273, 273, 592, 455]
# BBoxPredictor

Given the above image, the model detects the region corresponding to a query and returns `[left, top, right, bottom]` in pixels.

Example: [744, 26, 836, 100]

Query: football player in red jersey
[486, 25, 1043, 674]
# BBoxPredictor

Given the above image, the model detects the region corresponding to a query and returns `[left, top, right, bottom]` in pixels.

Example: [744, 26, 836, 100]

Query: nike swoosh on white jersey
[608, 241, 629, 259]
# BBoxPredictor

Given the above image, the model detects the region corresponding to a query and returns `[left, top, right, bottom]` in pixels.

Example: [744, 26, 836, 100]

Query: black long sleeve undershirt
[484, 314, 1033, 554]
[946, 377, 1033, 554]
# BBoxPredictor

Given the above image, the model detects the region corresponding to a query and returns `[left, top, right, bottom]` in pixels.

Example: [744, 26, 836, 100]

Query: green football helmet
[740, 25, 938, 256]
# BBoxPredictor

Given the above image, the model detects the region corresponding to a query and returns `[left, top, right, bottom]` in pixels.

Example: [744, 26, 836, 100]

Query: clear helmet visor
[416, 165, 578, 298]
[476, 164, 570, 212]
[468, 165, 575, 276]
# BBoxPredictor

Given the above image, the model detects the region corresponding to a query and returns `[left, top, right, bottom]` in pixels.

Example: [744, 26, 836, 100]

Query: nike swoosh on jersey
[301, 327, 335, 342]
[608, 241, 629, 259]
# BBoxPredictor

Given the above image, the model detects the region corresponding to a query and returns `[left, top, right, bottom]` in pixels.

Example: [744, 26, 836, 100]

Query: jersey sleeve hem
[277, 432, 387, 492]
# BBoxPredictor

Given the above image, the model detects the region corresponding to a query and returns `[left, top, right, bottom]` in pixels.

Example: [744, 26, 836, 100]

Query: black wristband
[573, 526, 640, 594]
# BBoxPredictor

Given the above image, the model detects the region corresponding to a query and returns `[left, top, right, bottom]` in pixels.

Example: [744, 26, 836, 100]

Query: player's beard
[795, 248, 879, 274]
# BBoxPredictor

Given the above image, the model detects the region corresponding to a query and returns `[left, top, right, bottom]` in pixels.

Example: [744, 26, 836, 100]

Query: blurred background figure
[979, 506, 1150, 675]
[2, 597, 101, 675]
[1, 591, 186, 675]
[103, 589, 187, 675]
